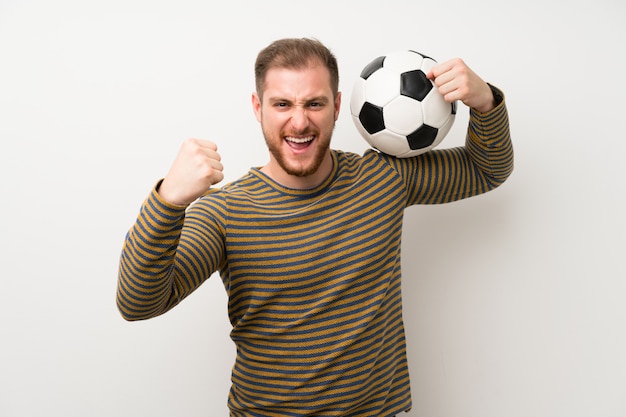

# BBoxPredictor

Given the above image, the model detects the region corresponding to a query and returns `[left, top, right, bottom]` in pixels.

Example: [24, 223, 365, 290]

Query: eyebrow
[267, 95, 330, 105]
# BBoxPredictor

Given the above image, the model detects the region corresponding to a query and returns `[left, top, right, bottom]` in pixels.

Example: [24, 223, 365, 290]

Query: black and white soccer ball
[350, 50, 456, 158]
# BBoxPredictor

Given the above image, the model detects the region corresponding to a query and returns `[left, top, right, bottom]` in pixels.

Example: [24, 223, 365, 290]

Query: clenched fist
[158, 138, 224, 206]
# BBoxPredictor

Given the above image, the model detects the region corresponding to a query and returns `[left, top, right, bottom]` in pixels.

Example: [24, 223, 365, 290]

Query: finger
[430, 68, 458, 96]
[197, 138, 218, 152]
[209, 157, 224, 174]
[208, 160, 224, 184]
[427, 58, 456, 80]
[185, 138, 221, 163]
[185, 137, 218, 153]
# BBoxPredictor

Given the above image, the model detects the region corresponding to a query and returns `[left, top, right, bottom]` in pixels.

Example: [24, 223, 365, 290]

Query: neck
[261, 151, 333, 190]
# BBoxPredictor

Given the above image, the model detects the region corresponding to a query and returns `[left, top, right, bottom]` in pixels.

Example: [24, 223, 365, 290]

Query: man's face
[252, 63, 341, 186]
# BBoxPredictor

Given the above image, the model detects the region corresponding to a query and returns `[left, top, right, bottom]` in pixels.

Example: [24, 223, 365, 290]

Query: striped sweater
[117, 90, 513, 416]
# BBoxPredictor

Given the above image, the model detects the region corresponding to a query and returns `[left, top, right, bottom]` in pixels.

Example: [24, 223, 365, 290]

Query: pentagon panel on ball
[350, 50, 457, 158]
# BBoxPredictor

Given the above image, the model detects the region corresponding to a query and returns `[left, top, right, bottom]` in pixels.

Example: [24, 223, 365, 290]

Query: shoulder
[331, 148, 406, 186]
[332, 148, 392, 168]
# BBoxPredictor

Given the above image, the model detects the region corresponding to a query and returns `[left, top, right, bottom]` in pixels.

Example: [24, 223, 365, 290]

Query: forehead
[262, 64, 333, 100]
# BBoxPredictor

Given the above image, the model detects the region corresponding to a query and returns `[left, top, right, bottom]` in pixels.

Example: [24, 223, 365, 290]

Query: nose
[290, 107, 310, 132]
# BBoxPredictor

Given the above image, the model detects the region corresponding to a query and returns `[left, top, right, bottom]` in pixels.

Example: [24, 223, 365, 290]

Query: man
[117, 37, 513, 416]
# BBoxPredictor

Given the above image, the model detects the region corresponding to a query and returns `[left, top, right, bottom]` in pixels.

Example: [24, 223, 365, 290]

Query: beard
[262, 124, 334, 178]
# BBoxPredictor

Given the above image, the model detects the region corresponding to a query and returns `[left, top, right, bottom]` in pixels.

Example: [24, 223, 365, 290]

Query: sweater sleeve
[116, 184, 226, 321]
[384, 84, 514, 205]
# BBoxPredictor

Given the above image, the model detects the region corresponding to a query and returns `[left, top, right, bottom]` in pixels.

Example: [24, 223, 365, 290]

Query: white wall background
[1, 0, 625, 416]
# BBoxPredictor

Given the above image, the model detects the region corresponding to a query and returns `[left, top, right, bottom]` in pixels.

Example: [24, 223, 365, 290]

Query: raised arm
[386, 58, 513, 204]
[116, 138, 225, 321]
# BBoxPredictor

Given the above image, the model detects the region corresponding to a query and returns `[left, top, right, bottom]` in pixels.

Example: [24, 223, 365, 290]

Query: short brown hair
[254, 38, 339, 101]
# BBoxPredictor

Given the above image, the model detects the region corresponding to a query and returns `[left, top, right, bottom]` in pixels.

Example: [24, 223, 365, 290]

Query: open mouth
[285, 135, 314, 150]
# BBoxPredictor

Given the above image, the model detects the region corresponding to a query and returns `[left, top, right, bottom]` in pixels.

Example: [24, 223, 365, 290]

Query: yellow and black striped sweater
[117, 91, 513, 416]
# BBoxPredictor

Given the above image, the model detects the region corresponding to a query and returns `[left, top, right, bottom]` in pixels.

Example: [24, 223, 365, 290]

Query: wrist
[473, 83, 504, 113]
[155, 179, 190, 208]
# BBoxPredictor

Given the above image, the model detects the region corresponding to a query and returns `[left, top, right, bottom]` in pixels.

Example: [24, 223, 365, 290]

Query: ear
[251, 92, 262, 122]
[334, 91, 342, 121]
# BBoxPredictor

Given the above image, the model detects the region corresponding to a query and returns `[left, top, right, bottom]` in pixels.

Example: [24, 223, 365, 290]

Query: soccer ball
[350, 50, 457, 158]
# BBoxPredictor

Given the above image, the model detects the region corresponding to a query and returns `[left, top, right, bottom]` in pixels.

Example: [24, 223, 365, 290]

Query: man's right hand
[158, 138, 224, 206]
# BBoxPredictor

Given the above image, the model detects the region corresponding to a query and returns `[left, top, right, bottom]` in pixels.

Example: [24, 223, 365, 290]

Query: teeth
[285, 136, 314, 144]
